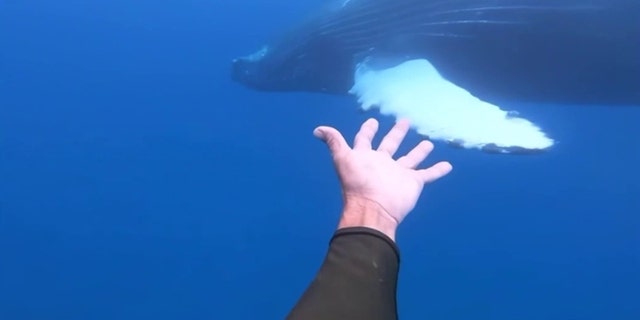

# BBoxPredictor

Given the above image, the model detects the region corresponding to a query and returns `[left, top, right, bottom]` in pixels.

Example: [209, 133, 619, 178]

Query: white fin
[349, 59, 554, 153]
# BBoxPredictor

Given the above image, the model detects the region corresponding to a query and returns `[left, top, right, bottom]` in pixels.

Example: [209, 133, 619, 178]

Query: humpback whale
[231, 0, 640, 154]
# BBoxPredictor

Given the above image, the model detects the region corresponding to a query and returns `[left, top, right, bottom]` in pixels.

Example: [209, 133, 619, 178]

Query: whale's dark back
[231, 0, 640, 106]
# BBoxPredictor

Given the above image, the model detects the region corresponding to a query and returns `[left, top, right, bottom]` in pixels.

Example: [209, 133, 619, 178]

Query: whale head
[231, 36, 354, 95]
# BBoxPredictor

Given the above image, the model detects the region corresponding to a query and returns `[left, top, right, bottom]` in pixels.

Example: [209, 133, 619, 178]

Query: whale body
[231, 0, 640, 154]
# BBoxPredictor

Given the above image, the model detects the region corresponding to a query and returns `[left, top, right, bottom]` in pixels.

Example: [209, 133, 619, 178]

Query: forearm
[286, 227, 400, 320]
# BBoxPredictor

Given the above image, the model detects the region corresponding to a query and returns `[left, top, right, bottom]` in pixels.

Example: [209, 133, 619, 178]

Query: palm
[336, 149, 422, 221]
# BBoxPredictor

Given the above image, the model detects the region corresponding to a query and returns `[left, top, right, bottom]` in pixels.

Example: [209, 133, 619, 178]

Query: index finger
[353, 118, 379, 150]
[377, 119, 411, 157]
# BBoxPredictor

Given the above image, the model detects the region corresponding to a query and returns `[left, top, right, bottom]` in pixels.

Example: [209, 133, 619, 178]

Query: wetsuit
[287, 227, 400, 320]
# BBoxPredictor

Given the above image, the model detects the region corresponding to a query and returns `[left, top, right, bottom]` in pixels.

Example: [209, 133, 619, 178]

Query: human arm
[286, 118, 452, 320]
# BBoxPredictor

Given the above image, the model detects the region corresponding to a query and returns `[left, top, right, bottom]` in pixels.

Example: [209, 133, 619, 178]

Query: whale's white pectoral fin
[349, 59, 554, 153]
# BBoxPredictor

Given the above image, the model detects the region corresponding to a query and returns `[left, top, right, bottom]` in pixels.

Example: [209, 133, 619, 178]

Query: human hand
[314, 118, 452, 238]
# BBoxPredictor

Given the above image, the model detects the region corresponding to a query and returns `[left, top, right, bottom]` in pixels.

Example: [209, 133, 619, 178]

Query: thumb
[313, 126, 350, 156]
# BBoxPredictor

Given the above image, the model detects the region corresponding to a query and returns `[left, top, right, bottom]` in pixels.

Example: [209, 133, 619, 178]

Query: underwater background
[1, 1, 638, 319]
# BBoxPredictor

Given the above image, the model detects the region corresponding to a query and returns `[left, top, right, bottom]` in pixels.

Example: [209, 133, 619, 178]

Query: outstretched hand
[314, 118, 452, 237]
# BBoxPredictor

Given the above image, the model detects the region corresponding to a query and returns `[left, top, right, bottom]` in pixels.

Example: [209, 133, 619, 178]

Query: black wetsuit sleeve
[286, 227, 400, 320]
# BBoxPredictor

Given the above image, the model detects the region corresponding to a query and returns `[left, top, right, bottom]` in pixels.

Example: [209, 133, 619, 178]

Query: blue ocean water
[1, 1, 638, 319]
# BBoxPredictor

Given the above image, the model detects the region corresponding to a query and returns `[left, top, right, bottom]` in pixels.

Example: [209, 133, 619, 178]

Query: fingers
[313, 125, 350, 157]
[377, 119, 411, 156]
[417, 161, 453, 184]
[353, 118, 379, 150]
[397, 140, 434, 169]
